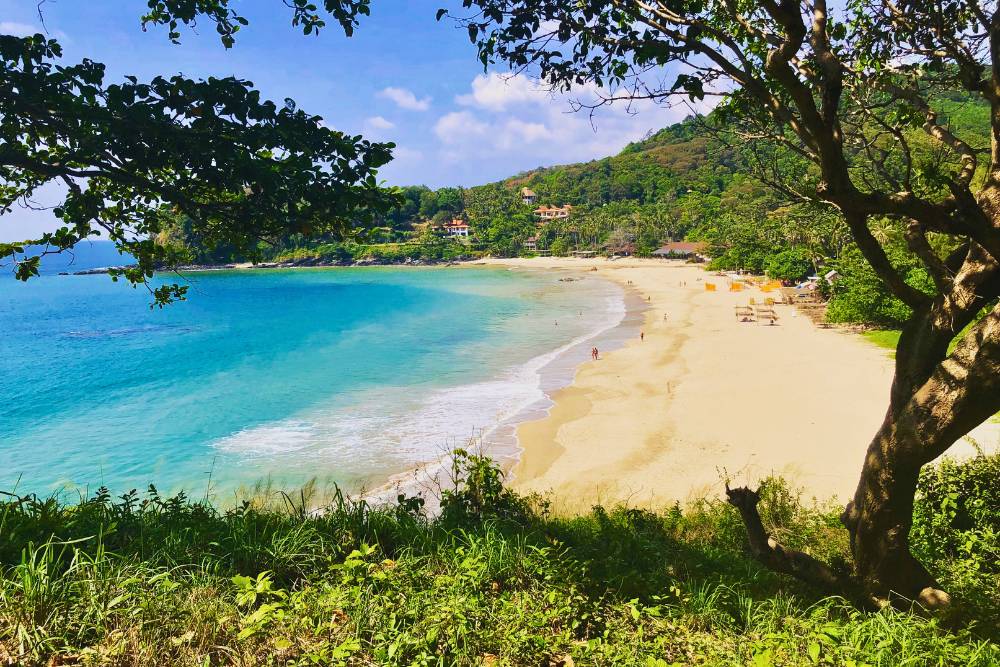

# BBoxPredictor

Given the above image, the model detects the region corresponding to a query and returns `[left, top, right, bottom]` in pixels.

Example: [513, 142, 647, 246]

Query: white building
[533, 204, 572, 220]
[443, 219, 470, 238]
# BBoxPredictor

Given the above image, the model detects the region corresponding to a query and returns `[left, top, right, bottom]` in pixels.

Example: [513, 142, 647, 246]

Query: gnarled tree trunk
[844, 301, 1000, 607]
[732, 296, 1000, 609]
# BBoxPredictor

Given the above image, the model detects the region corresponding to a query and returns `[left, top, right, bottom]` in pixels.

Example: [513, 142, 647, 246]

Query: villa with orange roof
[442, 218, 470, 238]
[533, 204, 572, 220]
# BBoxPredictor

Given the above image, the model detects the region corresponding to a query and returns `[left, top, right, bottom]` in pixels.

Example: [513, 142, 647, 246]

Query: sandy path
[475, 257, 899, 512]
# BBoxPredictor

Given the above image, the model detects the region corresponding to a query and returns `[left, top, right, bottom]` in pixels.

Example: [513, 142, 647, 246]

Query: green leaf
[808, 642, 821, 663]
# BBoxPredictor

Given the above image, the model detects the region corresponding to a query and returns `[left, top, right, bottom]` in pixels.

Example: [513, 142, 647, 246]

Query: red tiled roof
[653, 241, 708, 255]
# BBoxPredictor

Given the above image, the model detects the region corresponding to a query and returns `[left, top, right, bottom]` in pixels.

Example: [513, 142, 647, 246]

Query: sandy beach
[474, 257, 899, 511]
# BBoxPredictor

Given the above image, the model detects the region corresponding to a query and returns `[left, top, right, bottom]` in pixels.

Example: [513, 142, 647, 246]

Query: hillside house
[534, 204, 573, 220]
[524, 236, 538, 251]
[443, 219, 470, 238]
[520, 187, 537, 205]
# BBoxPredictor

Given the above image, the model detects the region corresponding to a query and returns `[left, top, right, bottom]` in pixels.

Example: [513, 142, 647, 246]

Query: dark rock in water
[71, 265, 135, 275]
[58, 272, 69, 276]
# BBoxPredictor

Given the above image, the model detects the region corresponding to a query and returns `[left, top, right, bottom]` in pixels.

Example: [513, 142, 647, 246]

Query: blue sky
[1, 1, 695, 239]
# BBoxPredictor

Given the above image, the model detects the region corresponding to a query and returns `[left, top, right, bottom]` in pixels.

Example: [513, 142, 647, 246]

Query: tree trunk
[842, 303, 1000, 608]
[841, 412, 947, 608]
[731, 301, 1000, 609]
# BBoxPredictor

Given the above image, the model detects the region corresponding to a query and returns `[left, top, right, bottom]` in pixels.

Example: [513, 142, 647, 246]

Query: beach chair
[705, 283, 716, 292]
[730, 282, 743, 292]
[735, 306, 754, 322]
[754, 305, 779, 325]
[749, 297, 757, 305]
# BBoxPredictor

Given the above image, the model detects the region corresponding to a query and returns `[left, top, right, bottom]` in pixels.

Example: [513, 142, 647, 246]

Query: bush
[1, 453, 997, 665]
[439, 449, 530, 526]
[911, 451, 1000, 623]
[550, 237, 571, 256]
[765, 248, 813, 282]
[826, 245, 934, 326]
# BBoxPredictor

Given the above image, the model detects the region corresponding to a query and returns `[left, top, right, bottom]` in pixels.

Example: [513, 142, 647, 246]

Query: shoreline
[50, 257, 999, 510]
[359, 265, 644, 508]
[479, 257, 900, 512]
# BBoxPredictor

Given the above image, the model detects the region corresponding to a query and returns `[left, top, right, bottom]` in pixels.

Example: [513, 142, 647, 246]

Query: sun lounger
[735, 306, 754, 322]
[754, 305, 779, 325]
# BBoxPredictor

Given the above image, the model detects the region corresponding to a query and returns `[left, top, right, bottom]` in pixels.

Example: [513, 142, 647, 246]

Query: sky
[1, 0, 697, 240]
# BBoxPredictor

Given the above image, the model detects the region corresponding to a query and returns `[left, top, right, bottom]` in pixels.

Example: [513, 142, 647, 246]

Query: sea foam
[210, 280, 631, 493]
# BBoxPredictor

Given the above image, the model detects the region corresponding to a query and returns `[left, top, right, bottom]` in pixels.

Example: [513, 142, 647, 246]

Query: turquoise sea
[1, 243, 634, 500]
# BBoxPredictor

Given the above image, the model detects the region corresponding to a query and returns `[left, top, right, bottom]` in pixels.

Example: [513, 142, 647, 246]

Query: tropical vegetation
[1, 451, 997, 666]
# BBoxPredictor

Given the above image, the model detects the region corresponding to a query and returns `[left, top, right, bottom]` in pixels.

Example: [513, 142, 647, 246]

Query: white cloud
[0, 21, 68, 40]
[392, 146, 422, 161]
[504, 119, 551, 144]
[434, 111, 488, 144]
[430, 70, 709, 172]
[365, 116, 395, 130]
[0, 21, 42, 37]
[378, 87, 431, 111]
[456, 73, 549, 111]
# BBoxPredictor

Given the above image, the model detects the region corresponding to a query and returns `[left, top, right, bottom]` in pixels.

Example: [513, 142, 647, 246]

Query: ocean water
[1, 245, 630, 500]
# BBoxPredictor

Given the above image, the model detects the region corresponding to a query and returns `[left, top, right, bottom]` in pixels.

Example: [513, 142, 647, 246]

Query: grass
[0, 452, 997, 666]
[861, 329, 902, 352]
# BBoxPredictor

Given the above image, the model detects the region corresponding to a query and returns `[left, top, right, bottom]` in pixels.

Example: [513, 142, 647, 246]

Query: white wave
[213, 421, 317, 456]
[210, 279, 628, 485]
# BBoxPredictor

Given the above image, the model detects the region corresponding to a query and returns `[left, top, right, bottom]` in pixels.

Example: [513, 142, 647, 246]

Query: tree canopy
[449, 0, 1000, 609]
[1, 1, 395, 304]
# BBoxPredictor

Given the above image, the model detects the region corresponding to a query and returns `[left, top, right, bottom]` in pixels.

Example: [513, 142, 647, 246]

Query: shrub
[911, 451, 1000, 623]
[0, 453, 997, 665]
[765, 248, 813, 282]
[826, 245, 934, 326]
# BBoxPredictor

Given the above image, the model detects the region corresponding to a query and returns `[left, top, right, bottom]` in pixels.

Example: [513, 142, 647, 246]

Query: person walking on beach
[640, 331, 645, 342]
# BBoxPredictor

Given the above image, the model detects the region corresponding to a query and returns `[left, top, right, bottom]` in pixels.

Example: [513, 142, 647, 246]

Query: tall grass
[0, 452, 996, 665]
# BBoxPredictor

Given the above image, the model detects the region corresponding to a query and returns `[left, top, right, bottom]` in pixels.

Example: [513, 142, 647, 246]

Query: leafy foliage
[827, 246, 934, 326]
[1, 3, 395, 305]
[765, 249, 814, 282]
[0, 453, 997, 665]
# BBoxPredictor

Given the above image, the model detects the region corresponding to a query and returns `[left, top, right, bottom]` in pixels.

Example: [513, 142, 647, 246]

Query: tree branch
[844, 212, 932, 308]
[726, 483, 866, 602]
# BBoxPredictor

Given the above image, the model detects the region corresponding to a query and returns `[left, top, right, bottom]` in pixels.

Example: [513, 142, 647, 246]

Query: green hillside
[160, 91, 991, 329]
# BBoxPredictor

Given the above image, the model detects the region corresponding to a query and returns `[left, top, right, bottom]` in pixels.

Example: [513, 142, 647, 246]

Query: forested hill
[501, 120, 736, 206]
[160, 91, 991, 328]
